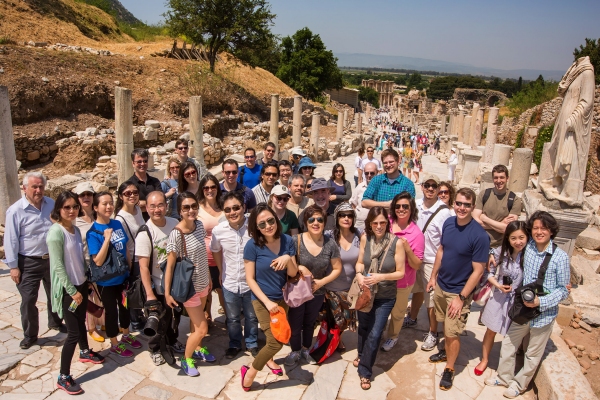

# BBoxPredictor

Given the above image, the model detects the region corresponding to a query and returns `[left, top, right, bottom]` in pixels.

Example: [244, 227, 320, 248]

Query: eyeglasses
[395, 203, 410, 210]
[184, 171, 197, 178]
[134, 159, 148, 164]
[335, 170, 344, 173]
[122, 190, 139, 197]
[264, 172, 279, 177]
[181, 203, 199, 212]
[338, 212, 354, 219]
[307, 217, 324, 224]
[438, 190, 449, 195]
[455, 201, 472, 208]
[293, 155, 301, 159]
[223, 170, 238, 175]
[367, 151, 374, 153]
[78, 192, 94, 198]
[257, 217, 276, 230]
[370, 221, 387, 226]
[203, 185, 217, 192]
[245, 155, 256, 159]
[224, 205, 242, 214]
[62, 205, 81, 211]
[147, 204, 166, 210]
[274, 196, 289, 202]
[422, 183, 438, 190]
[364, 172, 376, 176]
[177, 146, 188, 150]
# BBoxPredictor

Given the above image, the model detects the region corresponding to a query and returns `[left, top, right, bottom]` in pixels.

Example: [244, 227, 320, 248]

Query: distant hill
[335, 52, 566, 81]
[75, 0, 140, 24]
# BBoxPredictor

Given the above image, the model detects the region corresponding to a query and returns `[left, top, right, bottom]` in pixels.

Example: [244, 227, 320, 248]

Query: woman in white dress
[447, 148, 458, 182]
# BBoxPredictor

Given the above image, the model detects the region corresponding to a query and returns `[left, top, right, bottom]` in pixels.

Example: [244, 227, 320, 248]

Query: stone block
[145, 120, 161, 129]
[575, 226, 600, 250]
[164, 141, 176, 152]
[569, 255, 599, 285]
[82, 139, 99, 146]
[143, 127, 158, 141]
[27, 151, 40, 161]
[556, 304, 576, 326]
[85, 127, 98, 136]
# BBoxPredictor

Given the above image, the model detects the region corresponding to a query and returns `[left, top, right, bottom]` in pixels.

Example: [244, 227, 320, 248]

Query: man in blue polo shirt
[361, 148, 415, 212]
[238, 148, 262, 189]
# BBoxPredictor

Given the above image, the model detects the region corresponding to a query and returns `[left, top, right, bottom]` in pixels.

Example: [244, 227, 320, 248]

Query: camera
[521, 287, 536, 303]
[143, 300, 165, 337]
[503, 276, 513, 286]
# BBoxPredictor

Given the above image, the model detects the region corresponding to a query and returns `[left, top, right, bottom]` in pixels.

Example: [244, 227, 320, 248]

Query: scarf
[369, 232, 392, 268]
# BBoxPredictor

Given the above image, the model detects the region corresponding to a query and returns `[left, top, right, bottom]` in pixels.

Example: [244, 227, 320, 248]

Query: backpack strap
[136, 225, 154, 264]
[534, 243, 557, 295]
[173, 227, 188, 258]
[422, 204, 448, 233]
[239, 166, 246, 186]
[116, 215, 135, 245]
[507, 191, 516, 213]
[481, 188, 492, 207]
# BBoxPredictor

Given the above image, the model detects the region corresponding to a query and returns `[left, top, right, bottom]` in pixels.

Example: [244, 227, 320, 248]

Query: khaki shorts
[433, 285, 472, 338]
[412, 262, 435, 308]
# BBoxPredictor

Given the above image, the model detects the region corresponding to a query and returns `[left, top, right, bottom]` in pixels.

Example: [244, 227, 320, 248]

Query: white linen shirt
[416, 198, 453, 264]
[210, 218, 251, 294]
[350, 181, 369, 226]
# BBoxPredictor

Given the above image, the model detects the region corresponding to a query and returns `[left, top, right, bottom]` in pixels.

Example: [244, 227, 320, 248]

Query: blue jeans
[357, 297, 396, 379]
[223, 287, 258, 349]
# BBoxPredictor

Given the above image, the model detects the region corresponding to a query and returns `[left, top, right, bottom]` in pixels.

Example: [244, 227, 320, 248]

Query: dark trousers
[288, 294, 325, 351]
[17, 255, 62, 339]
[357, 297, 396, 379]
[61, 283, 89, 375]
[147, 294, 181, 353]
[98, 284, 129, 339]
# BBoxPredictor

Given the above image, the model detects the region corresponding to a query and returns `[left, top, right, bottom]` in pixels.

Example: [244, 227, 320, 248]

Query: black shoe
[57, 374, 83, 395]
[20, 337, 37, 349]
[49, 324, 68, 334]
[79, 349, 105, 364]
[439, 368, 454, 390]
[225, 347, 242, 359]
[248, 347, 259, 357]
[429, 350, 447, 363]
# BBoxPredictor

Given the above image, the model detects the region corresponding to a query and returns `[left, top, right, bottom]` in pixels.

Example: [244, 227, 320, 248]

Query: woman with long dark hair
[328, 163, 352, 215]
[178, 161, 200, 204]
[438, 181, 456, 215]
[48, 192, 105, 394]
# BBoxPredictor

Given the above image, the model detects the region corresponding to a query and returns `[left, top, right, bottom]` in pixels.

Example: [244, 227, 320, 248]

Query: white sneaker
[284, 351, 301, 366]
[381, 337, 398, 352]
[421, 332, 438, 351]
[503, 387, 520, 398]
[150, 351, 165, 366]
[485, 377, 507, 387]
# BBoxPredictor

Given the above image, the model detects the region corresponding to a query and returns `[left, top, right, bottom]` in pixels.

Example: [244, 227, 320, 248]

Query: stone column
[336, 111, 344, 142]
[459, 150, 483, 185]
[457, 111, 465, 141]
[509, 148, 533, 192]
[469, 103, 480, 146]
[491, 143, 512, 166]
[484, 107, 499, 163]
[462, 115, 472, 145]
[440, 115, 446, 135]
[292, 95, 302, 147]
[115, 87, 134, 185]
[0, 86, 21, 225]
[189, 96, 206, 168]
[270, 94, 279, 160]
[343, 109, 348, 128]
[310, 113, 320, 160]
[357, 113, 362, 136]
[472, 107, 484, 148]
[448, 112, 455, 137]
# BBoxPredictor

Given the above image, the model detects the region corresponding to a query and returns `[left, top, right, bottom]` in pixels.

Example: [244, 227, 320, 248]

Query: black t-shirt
[129, 173, 162, 220]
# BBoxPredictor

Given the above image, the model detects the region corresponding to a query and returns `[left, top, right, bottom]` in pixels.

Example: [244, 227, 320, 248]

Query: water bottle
[68, 300, 78, 313]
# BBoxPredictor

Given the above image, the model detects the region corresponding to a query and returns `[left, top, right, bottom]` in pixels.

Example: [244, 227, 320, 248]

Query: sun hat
[421, 173, 441, 185]
[334, 202, 356, 221]
[306, 178, 335, 194]
[298, 157, 316, 170]
[73, 182, 96, 195]
[451, 147, 456, 152]
[270, 185, 290, 197]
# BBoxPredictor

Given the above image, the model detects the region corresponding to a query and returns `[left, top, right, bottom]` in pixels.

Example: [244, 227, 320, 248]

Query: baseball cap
[73, 182, 96, 195]
[270, 185, 290, 197]
[421, 173, 440, 185]
[291, 147, 306, 156]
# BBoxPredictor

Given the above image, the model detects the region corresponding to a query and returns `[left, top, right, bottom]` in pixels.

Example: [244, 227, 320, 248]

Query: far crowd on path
[3, 109, 570, 398]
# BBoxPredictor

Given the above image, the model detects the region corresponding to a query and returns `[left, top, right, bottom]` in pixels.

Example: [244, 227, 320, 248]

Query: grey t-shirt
[293, 234, 340, 296]
[325, 231, 362, 292]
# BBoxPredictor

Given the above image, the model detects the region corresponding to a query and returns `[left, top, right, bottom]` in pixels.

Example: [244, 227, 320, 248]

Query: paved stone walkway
[0, 119, 536, 400]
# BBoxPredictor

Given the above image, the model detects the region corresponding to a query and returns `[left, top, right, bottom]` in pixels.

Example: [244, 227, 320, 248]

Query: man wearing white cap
[269, 185, 299, 236]
[448, 148, 458, 182]
[290, 147, 306, 175]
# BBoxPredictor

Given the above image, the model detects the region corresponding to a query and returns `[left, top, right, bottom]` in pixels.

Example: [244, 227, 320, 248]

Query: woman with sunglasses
[325, 202, 362, 351]
[327, 163, 352, 215]
[178, 161, 200, 210]
[438, 181, 456, 216]
[197, 174, 225, 327]
[298, 157, 317, 178]
[381, 192, 424, 352]
[165, 192, 212, 377]
[161, 156, 181, 219]
[87, 192, 141, 358]
[48, 192, 105, 394]
[354, 206, 406, 390]
[242, 204, 298, 391]
[285, 205, 342, 366]
[268, 185, 299, 236]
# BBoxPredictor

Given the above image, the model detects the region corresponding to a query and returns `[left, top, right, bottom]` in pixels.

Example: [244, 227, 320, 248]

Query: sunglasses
[422, 183, 438, 190]
[370, 221, 387, 226]
[264, 172, 279, 177]
[224, 170, 238, 175]
[455, 201, 472, 208]
[78, 192, 94, 197]
[438, 190, 449, 195]
[364, 172, 376, 176]
[274, 195, 289, 202]
[134, 159, 148, 164]
[122, 190, 139, 197]
[177, 146, 188, 150]
[224, 205, 242, 214]
[338, 212, 354, 219]
[306, 184, 312, 188]
[184, 171, 197, 178]
[181, 203, 199, 212]
[265, 149, 275, 153]
[245, 155, 256, 159]
[335, 170, 344, 173]
[170, 166, 180, 170]
[395, 203, 410, 210]
[203, 185, 217, 192]
[62, 205, 81, 211]
[307, 217, 324, 224]
[257, 217, 276, 230]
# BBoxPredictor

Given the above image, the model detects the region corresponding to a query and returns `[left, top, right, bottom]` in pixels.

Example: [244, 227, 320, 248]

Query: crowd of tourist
[3, 116, 569, 397]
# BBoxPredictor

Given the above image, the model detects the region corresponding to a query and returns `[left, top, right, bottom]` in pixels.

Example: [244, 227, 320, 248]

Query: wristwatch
[458, 294, 467, 302]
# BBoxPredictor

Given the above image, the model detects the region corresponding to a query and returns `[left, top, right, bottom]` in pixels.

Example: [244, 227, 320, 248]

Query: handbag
[509, 244, 556, 325]
[309, 301, 340, 364]
[87, 229, 129, 283]
[160, 227, 196, 303]
[86, 284, 104, 318]
[473, 282, 493, 306]
[283, 234, 315, 308]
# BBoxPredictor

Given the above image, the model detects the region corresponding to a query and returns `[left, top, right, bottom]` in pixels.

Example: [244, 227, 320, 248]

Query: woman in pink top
[381, 191, 424, 352]
[197, 174, 226, 323]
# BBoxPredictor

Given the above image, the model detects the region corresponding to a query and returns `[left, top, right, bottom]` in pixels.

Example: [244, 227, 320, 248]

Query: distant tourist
[257, 142, 277, 166]
[238, 147, 262, 189]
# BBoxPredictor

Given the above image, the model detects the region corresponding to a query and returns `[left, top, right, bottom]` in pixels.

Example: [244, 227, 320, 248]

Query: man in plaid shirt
[486, 211, 570, 398]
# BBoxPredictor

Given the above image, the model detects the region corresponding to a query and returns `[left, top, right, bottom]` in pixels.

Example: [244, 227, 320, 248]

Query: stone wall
[584, 85, 600, 193]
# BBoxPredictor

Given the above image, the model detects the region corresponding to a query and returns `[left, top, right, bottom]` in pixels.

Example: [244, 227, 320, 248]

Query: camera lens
[522, 288, 535, 302]
[143, 315, 160, 337]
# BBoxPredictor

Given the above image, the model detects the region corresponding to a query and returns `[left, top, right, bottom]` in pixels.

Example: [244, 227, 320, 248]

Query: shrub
[506, 79, 558, 116]
[515, 128, 525, 148]
[533, 124, 554, 169]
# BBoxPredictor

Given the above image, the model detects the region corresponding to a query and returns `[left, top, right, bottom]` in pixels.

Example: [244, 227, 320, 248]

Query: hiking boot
[120, 334, 142, 349]
[428, 349, 447, 363]
[421, 332, 438, 351]
[226, 347, 242, 359]
[402, 316, 417, 328]
[110, 343, 134, 358]
[439, 368, 454, 390]
[79, 349, 105, 364]
[381, 337, 398, 352]
[151, 351, 166, 366]
[192, 346, 216, 362]
[57, 374, 83, 395]
[170, 341, 185, 354]
[181, 357, 200, 377]
[284, 351, 301, 366]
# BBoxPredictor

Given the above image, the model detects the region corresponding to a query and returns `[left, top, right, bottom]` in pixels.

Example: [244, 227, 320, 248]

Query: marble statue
[539, 56, 595, 206]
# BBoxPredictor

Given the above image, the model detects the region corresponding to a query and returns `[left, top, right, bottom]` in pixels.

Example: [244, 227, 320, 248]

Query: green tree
[573, 38, 600, 84]
[358, 86, 379, 108]
[164, 0, 276, 72]
[277, 27, 343, 100]
[506, 79, 558, 116]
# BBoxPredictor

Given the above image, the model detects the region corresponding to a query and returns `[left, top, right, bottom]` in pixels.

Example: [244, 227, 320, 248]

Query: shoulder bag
[283, 234, 314, 308]
[126, 225, 151, 310]
[87, 228, 129, 283]
[160, 227, 196, 303]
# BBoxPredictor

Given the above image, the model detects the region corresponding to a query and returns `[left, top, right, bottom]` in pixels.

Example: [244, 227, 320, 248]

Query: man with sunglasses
[129, 148, 162, 220]
[257, 142, 277, 166]
[290, 147, 306, 174]
[174, 139, 208, 179]
[252, 161, 279, 204]
[426, 188, 489, 391]
[403, 174, 453, 351]
[238, 147, 262, 189]
[298, 178, 336, 232]
[210, 192, 259, 359]
[220, 159, 257, 211]
[350, 161, 378, 230]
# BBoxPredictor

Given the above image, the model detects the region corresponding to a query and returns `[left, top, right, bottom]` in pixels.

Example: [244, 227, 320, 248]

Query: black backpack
[482, 188, 516, 212]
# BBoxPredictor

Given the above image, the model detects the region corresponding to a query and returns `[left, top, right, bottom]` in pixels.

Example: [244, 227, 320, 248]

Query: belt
[19, 254, 49, 260]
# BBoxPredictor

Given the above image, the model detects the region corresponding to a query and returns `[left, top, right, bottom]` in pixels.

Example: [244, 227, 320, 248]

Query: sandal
[353, 357, 360, 368]
[240, 365, 252, 392]
[360, 377, 371, 390]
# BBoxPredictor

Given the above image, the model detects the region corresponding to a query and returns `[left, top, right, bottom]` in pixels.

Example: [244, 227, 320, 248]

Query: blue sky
[120, 0, 599, 72]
